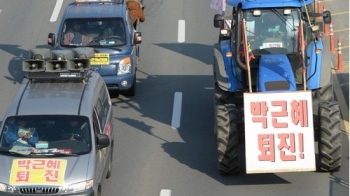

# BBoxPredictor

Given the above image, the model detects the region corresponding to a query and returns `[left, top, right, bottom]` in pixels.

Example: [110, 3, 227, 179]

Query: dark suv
[48, 0, 142, 96]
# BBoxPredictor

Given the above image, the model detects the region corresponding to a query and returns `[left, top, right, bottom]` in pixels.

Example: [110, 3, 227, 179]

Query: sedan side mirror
[96, 134, 110, 149]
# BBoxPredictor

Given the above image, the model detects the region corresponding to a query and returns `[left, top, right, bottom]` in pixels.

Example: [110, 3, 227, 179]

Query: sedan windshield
[61, 18, 126, 47]
[0, 115, 91, 155]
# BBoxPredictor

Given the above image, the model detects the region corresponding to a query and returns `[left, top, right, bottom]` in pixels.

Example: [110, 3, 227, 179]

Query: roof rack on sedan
[74, 0, 124, 4]
[22, 48, 95, 83]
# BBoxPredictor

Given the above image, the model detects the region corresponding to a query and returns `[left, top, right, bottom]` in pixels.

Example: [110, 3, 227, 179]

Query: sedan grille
[18, 187, 60, 194]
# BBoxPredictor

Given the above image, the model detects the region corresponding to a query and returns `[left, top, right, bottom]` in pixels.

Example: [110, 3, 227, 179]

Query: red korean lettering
[298, 133, 304, 159]
[45, 170, 59, 182]
[18, 160, 31, 169]
[271, 101, 288, 128]
[16, 171, 30, 182]
[251, 101, 268, 128]
[32, 160, 46, 169]
[46, 160, 61, 170]
[258, 134, 275, 162]
[277, 133, 296, 161]
[290, 100, 309, 127]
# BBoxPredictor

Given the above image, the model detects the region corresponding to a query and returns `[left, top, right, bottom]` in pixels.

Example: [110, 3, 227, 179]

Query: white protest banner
[244, 91, 315, 174]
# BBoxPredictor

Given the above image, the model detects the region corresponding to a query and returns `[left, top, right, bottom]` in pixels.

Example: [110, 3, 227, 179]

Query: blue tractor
[213, 0, 342, 175]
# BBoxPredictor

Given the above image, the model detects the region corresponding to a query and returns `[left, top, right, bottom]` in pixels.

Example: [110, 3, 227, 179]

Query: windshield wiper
[0, 146, 33, 156]
[31, 148, 78, 156]
[95, 47, 122, 52]
[32, 152, 78, 157]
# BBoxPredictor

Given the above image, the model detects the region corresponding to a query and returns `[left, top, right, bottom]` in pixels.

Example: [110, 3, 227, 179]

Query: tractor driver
[261, 12, 288, 40]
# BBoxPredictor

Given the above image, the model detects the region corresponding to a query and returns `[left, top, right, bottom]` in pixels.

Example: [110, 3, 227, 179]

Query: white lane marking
[178, 20, 185, 43]
[171, 92, 183, 129]
[160, 189, 172, 196]
[50, 0, 64, 22]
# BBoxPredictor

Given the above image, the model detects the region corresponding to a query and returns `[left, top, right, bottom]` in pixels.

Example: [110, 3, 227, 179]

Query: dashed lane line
[332, 11, 349, 16]
[50, 0, 63, 22]
[160, 189, 172, 196]
[171, 92, 183, 129]
[333, 28, 349, 33]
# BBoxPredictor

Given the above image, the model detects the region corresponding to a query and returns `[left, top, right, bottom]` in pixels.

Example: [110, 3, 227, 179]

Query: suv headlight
[62, 180, 93, 193]
[118, 57, 131, 74]
[0, 182, 14, 193]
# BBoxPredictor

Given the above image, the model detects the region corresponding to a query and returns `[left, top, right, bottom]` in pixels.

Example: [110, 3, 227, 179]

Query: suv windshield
[0, 115, 91, 155]
[244, 9, 301, 54]
[61, 18, 126, 47]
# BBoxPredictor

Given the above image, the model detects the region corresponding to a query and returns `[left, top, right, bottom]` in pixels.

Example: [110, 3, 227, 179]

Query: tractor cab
[214, 1, 331, 91]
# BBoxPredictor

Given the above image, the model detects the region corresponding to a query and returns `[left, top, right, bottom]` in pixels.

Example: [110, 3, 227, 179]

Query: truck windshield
[60, 18, 126, 47]
[0, 115, 92, 155]
[244, 9, 301, 54]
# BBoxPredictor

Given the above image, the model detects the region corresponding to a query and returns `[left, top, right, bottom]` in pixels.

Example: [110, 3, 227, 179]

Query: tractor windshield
[244, 9, 301, 54]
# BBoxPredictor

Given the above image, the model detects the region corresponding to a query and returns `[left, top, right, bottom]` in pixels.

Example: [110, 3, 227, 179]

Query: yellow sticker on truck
[10, 159, 67, 186]
[90, 53, 110, 65]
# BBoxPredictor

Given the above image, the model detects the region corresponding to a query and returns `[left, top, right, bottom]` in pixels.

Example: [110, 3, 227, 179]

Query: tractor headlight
[62, 180, 93, 193]
[118, 57, 131, 74]
[0, 182, 14, 193]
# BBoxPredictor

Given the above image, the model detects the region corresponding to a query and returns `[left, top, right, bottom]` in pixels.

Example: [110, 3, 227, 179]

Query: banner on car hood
[9, 159, 67, 186]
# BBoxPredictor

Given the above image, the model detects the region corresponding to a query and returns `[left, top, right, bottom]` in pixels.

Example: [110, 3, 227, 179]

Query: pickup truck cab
[48, 0, 142, 97]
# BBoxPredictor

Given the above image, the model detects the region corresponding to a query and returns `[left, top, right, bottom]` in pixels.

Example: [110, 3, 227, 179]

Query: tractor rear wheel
[316, 81, 334, 103]
[216, 104, 239, 175]
[318, 101, 342, 172]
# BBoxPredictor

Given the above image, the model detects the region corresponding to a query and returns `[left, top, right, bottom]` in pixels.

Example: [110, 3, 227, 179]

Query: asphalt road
[0, 0, 348, 196]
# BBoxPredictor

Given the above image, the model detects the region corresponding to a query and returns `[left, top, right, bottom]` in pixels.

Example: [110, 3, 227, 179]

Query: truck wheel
[109, 90, 119, 98]
[97, 184, 102, 196]
[123, 75, 136, 97]
[318, 101, 342, 172]
[216, 104, 239, 175]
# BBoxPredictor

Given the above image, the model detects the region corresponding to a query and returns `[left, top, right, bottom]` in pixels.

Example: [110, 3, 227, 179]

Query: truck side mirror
[214, 14, 224, 28]
[323, 10, 331, 24]
[134, 32, 142, 45]
[48, 33, 56, 47]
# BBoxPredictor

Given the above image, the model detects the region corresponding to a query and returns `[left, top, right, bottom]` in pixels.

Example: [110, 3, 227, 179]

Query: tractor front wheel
[216, 104, 239, 175]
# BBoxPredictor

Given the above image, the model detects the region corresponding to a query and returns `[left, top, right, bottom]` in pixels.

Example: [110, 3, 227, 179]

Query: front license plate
[90, 53, 110, 65]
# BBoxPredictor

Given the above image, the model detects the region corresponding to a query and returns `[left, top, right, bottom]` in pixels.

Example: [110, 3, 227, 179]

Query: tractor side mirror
[323, 10, 331, 24]
[214, 14, 224, 28]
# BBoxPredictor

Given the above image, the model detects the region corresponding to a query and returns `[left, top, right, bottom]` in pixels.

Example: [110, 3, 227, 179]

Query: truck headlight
[62, 180, 93, 193]
[0, 182, 14, 193]
[118, 57, 131, 74]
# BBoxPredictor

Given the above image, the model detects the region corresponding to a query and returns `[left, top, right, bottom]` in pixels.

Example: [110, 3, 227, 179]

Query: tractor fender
[214, 40, 242, 92]
[320, 37, 332, 87]
[214, 43, 230, 91]
[257, 54, 296, 92]
[306, 38, 331, 89]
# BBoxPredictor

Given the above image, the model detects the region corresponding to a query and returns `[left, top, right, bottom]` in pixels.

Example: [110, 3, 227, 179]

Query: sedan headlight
[118, 57, 131, 74]
[0, 182, 14, 193]
[62, 180, 93, 193]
